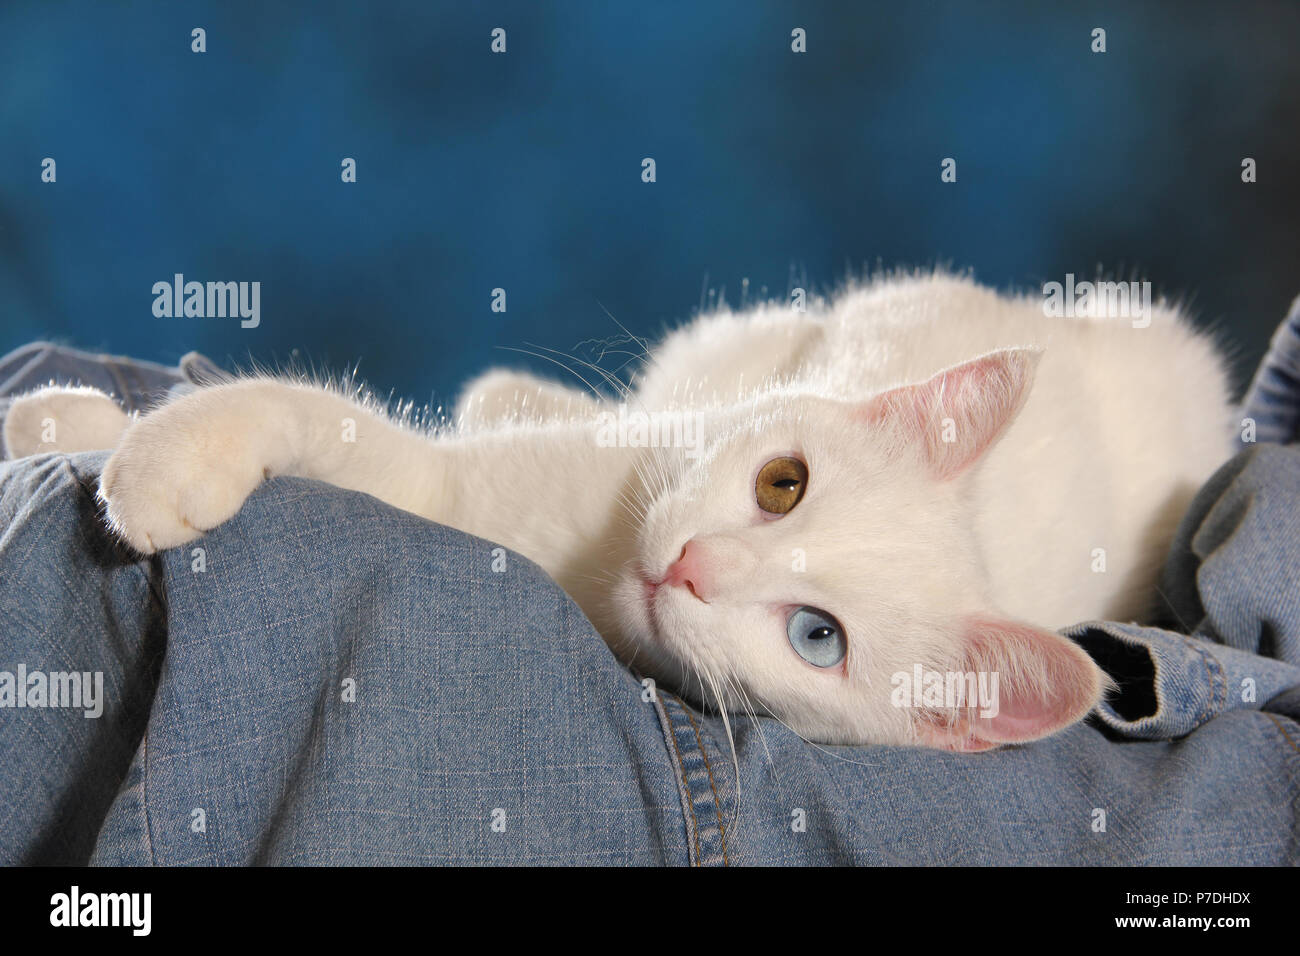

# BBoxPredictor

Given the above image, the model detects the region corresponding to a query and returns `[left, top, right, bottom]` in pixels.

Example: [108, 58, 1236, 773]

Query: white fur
[3, 385, 129, 458]
[16, 273, 1234, 747]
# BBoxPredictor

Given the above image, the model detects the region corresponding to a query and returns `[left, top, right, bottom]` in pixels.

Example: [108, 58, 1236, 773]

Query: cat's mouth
[632, 567, 703, 652]
[638, 573, 676, 639]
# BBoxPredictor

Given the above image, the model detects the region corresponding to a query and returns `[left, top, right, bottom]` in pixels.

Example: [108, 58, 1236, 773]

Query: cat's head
[612, 347, 1105, 750]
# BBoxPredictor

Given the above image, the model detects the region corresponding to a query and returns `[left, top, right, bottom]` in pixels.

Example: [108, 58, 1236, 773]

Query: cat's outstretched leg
[3, 386, 130, 459]
[454, 369, 599, 428]
[100, 378, 446, 553]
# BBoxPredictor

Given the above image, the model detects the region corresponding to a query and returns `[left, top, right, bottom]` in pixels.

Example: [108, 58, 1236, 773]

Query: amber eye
[755, 456, 808, 515]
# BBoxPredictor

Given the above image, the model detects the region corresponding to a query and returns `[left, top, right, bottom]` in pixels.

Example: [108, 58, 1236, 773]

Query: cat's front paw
[99, 405, 267, 554]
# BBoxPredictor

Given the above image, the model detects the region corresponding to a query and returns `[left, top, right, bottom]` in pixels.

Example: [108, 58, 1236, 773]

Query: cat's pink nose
[664, 539, 711, 603]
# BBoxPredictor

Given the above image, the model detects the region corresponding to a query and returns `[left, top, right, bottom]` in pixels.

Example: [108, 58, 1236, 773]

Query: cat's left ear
[859, 347, 1042, 480]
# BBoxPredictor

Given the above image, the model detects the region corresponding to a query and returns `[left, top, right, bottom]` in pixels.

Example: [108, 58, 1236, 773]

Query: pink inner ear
[859, 349, 1039, 481]
[918, 616, 1104, 752]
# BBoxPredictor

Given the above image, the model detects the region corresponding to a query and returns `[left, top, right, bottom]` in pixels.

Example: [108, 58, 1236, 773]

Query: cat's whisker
[595, 301, 662, 378]
[723, 665, 771, 768]
[494, 345, 605, 403]
[715, 670, 755, 842]
[520, 341, 637, 405]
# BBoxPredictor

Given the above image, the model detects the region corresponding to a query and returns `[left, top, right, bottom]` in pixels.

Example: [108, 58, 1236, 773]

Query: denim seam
[140, 729, 158, 864]
[1182, 635, 1226, 726]
[1144, 635, 1169, 733]
[692, 710, 738, 850]
[677, 703, 730, 866]
[660, 692, 730, 867]
[68, 455, 162, 864]
[1264, 713, 1300, 756]
[1208, 647, 1227, 721]
[649, 688, 702, 866]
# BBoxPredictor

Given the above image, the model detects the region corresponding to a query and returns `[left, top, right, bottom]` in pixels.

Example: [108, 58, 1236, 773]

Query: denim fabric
[0, 341, 185, 417]
[1069, 621, 1300, 740]
[0, 339, 1298, 865]
[0, 452, 687, 865]
[1241, 292, 1300, 445]
[1060, 443, 1300, 741]
[0, 447, 1295, 866]
[0, 343, 224, 428]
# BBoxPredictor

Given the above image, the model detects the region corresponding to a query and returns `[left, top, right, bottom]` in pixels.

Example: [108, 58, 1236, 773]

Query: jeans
[1, 322, 1298, 865]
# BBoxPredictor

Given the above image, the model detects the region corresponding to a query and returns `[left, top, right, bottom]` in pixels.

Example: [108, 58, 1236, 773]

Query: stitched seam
[1265, 713, 1300, 755]
[677, 698, 729, 866]
[140, 729, 158, 864]
[1180, 635, 1220, 727]
[1203, 645, 1225, 721]
[68, 456, 163, 864]
[659, 697, 702, 867]
[1192, 639, 1214, 726]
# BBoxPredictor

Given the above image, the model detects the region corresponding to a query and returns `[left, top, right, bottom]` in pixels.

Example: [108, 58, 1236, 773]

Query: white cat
[3, 273, 1233, 750]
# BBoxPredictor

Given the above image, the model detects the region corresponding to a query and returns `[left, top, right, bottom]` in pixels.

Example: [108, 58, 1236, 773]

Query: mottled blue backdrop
[2, 0, 1298, 406]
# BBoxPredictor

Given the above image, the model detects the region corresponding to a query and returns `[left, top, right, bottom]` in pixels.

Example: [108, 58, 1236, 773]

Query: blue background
[2, 0, 1298, 407]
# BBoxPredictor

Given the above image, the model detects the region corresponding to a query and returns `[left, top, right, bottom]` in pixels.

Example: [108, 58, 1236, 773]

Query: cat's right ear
[856, 347, 1042, 480]
[914, 616, 1108, 752]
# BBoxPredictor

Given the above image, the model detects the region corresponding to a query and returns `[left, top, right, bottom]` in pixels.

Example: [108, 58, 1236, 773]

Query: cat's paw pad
[99, 415, 265, 554]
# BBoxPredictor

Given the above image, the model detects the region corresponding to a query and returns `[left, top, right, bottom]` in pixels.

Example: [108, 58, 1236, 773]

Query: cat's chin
[608, 570, 694, 690]
[608, 570, 655, 643]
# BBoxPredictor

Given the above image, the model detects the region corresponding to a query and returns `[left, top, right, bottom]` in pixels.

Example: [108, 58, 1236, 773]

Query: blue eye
[786, 606, 847, 668]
